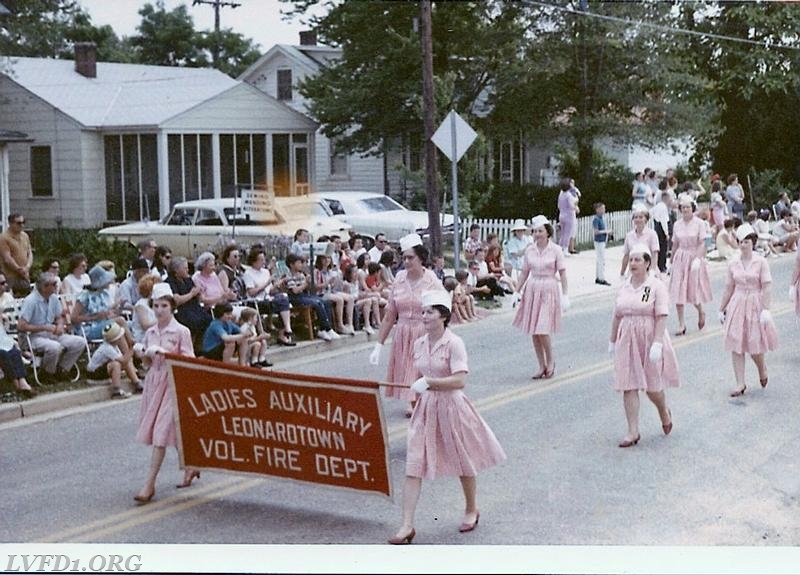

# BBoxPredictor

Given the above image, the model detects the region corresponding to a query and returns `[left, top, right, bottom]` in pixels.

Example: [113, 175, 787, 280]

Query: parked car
[311, 191, 455, 244]
[98, 196, 352, 260]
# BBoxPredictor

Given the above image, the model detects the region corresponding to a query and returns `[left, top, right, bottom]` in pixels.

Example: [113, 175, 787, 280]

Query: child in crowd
[86, 322, 139, 398]
[365, 262, 387, 300]
[592, 202, 611, 286]
[201, 302, 250, 362]
[314, 255, 354, 335]
[284, 253, 339, 342]
[343, 264, 379, 334]
[444, 275, 478, 323]
[236, 307, 272, 368]
[431, 254, 446, 282]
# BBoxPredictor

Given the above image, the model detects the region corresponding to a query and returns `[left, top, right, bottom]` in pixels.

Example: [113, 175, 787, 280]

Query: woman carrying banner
[369, 233, 445, 417]
[718, 223, 778, 398]
[133, 283, 198, 504]
[388, 290, 506, 544]
[512, 214, 569, 379]
[609, 243, 679, 448]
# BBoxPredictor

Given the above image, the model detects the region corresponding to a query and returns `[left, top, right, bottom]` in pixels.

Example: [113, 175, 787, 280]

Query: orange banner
[166, 355, 392, 498]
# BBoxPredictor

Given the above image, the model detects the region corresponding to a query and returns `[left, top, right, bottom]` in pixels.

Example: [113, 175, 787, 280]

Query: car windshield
[359, 197, 406, 213]
[222, 208, 277, 225]
[283, 202, 333, 219]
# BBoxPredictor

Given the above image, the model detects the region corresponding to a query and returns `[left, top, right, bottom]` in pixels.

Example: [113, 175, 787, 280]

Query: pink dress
[612, 276, 680, 391]
[384, 269, 445, 401]
[512, 241, 565, 335]
[794, 250, 800, 318]
[722, 255, 778, 355]
[669, 216, 712, 305]
[136, 318, 195, 447]
[623, 227, 659, 259]
[406, 329, 506, 479]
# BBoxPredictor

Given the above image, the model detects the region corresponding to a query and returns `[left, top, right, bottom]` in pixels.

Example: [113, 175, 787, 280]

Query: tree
[198, 29, 261, 77]
[0, 0, 87, 57]
[65, 12, 136, 63]
[132, 1, 204, 67]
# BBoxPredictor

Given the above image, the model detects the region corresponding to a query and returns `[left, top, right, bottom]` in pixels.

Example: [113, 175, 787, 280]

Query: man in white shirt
[367, 233, 388, 263]
[651, 190, 672, 273]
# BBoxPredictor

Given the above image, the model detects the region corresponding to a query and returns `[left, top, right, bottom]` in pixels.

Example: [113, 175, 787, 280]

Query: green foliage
[747, 169, 796, 212]
[132, 2, 203, 67]
[0, 0, 87, 57]
[198, 29, 262, 77]
[30, 228, 137, 282]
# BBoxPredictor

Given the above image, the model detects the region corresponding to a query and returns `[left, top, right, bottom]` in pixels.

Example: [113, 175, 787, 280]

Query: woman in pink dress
[669, 198, 712, 335]
[718, 224, 778, 397]
[791, 247, 800, 318]
[512, 214, 569, 379]
[619, 207, 660, 278]
[609, 243, 679, 448]
[133, 283, 197, 503]
[369, 233, 445, 416]
[388, 290, 505, 545]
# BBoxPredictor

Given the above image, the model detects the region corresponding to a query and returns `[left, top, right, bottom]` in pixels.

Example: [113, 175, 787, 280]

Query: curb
[0, 386, 112, 424]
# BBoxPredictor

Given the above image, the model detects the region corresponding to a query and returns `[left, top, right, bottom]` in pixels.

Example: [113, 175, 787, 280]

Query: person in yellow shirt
[0, 213, 33, 297]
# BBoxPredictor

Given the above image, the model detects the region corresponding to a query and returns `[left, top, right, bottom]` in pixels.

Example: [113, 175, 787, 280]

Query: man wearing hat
[503, 219, 530, 279]
[18, 272, 85, 383]
[85, 322, 135, 398]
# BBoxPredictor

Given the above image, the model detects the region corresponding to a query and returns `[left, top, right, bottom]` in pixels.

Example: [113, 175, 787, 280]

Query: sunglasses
[13, 220, 24, 225]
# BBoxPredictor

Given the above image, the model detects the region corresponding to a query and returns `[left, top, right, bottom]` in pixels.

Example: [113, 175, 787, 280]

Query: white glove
[560, 294, 571, 313]
[690, 258, 701, 272]
[512, 292, 521, 305]
[607, 341, 615, 355]
[648, 341, 663, 364]
[759, 309, 773, 325]
[145, 345, 167, 359]
[717, 310, 726, 325]
[410, 377, 429, 394]
[132, 343, 145, 355]
[368, 343, 383, 366]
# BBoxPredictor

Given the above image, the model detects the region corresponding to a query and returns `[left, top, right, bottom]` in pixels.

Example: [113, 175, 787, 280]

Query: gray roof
[2, 56, 239, 128]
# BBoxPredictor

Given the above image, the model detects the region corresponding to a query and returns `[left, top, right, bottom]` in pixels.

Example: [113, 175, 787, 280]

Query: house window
[329, 138, 349, 177]
[30, 146, 53, 197]
[220, 133, 268, 198]
[277, 69, 292, 101]
[104, 135, 159, 222]
[167, 134, 213, 206]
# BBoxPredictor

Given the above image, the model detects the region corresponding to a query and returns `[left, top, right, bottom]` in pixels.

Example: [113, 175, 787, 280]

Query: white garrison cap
[735, 223, 756, 242]
[151, 282, 174, 300]
[399, 233, 423, 252]
[421, 289, 452, 311]
[529, 215, 548, 230]
[629, 243, 651, 258]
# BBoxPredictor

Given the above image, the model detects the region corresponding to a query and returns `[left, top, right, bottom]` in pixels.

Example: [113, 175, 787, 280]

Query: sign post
[432, 110, 477, 271]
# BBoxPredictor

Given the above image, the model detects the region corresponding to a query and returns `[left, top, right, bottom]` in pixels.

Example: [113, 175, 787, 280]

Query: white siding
[244, 52, 312, 114]
[78, 132, 106, 228]
[0, 76, 91, 229]
[313, 130, 384, 194]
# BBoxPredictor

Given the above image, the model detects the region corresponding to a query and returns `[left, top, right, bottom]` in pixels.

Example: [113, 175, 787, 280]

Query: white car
[311, 191, 455, 244]
[98, 197, 352, 260]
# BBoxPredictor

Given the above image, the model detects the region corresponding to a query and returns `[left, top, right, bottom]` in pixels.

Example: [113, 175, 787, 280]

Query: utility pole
[420, 0, 442, 258]
[192, 0, 241, 69]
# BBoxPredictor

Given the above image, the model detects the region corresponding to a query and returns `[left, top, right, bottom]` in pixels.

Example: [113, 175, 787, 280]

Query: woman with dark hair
[166, 256, 211, 349]
[388, 290, 505, 544]
[620, 207, 660, 278]
[669, 197, 712, 335]
[242, 249, 295, 346]
[718, 224, 778, 398]
[153, 246, 172, 281]
[60, 253, 89, 296]
[609, 244, 678, 448]
[369, 233, 446, 416]
[512, 214, 569, 380]
[217, 244, 247, 301]
[133, 283, 198, 503]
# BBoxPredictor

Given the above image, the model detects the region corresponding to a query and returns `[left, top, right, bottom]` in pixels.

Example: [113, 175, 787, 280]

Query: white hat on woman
[421, 289, 452, 311]
[510, 219, 528, 232]
[628, 243, 651, 258]
[399, 233, 423, 252]
[529, 215, 548, 230]
[735, 223, 756, 242]
[151, 282, 174, 300]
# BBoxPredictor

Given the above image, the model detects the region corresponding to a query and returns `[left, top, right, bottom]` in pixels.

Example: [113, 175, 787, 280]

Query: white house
[0, 43, 317, 229]
[239, 33, 394, 197]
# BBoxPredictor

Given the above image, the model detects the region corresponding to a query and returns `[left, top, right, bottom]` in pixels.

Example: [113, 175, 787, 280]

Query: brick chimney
[74, 42, 97, 78]
[299, 30, 317, 46]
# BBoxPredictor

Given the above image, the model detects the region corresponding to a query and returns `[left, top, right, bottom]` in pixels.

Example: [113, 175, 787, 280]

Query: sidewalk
[0, 244, 731, 425]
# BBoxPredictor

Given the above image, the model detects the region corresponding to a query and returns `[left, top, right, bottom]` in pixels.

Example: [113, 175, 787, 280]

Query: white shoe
[318, 331, 332, 342]
[343, 324, 356, 335]
[328, 329, 341, 339]
[364, 325, 376, 335]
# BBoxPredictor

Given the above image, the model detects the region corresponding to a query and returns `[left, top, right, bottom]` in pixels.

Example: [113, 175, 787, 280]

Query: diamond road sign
[431, 110, 477, 163]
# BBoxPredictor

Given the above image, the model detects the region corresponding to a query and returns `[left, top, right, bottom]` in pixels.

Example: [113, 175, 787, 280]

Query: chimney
[74, 42, 97, 78]
[299, 30, 317, 46]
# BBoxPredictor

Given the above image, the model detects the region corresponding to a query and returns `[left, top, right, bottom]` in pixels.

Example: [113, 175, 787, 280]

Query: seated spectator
[349, 235, 366, 259]
[773, 192, 791, 221]
[715, 219, 741, 260]
[236, 307, 271, 368]
[19, 272, 85, 383]
[72, 265, 133, 352]
[193, 251, 236, 309]
[284, 253, 338, 342]
[43, 258, 62, 293]
[290, 228, 311, 257]
[60, 253, 90, 296]
[367, 233, 389, 263]
[135, 238, 158, 273]
[217, 244, 247, 301]
[86, 322, 138, 398]
[118, 258, 151, 312]
[343, 263, 378, 334]
[465, 260, 495, 301]
[444, 274, 478, 323]
[463, 224, 483, 263]
[791, 192, 800, 222]
[95, 260, 121, 305]
[0, 277, 33, 395]
[485, 241, 516, 293]
[153, 246, 172, 281]
[431, 254, 445, 283]
[472, 248, 505, 297]
[365, 262, 388, 300]
[378, 250, 396, 288]
[242, 249, 295, 346]
[0, 272, 14, 310]
[200, 303, 249, 363]
[130, 275, 158, 343]
[773, 209, 800, 252]
[167, 256, 212, 347]
[748, 211, 779, 257]
[313, 254, 354, 335]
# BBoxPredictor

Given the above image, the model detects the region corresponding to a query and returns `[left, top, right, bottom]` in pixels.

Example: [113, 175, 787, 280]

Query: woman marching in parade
[718, 223, 778, 397]
[512, 215, 570, 380]
[609, 243, 679, 448]
[388, 290, 505, 544]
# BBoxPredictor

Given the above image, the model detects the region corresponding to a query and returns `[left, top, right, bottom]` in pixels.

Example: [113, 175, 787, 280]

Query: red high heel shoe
[133, 490, 155, 505]
[662, 409, 673, 436]
[459, 511, 480, 533]
[542, 364, 556, 379]
[618, 434, 641, 448]
[387, 528, 416, 545]
[730, 385, 746, 397]
[176, 470, 200, 489]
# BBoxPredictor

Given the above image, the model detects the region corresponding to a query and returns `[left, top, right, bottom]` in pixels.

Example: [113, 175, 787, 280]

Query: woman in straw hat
[388, 290, 505, 545]
[669, 197, 712, 335]
[619, 206, 660, 278]
[133, 282, 198, 504]
[609, 243, 678, 448]
[504, 219, 531, 279]
[369, 233, 446, 417]
[512, 215, 569, 379]
[718, 223, 778, 398]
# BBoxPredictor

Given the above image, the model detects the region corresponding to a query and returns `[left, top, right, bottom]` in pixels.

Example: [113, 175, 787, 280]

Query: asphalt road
[2, 255, 799, 555]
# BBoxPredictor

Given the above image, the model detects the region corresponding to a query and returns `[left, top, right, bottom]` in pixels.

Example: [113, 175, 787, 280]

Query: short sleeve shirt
[614, 276, 670, 320]
[412, 329, 469, 379]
